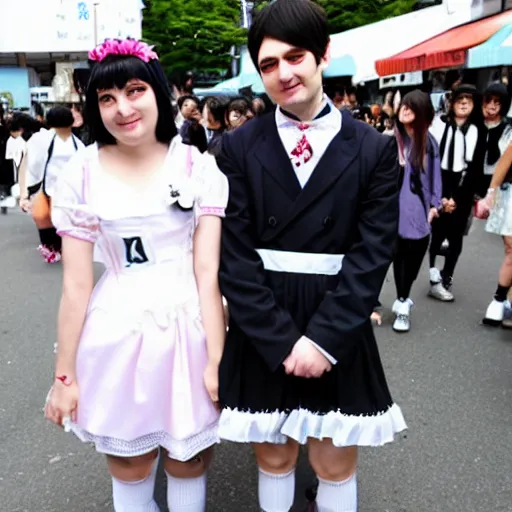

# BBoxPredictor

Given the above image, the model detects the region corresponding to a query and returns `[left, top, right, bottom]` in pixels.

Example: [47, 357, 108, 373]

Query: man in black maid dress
[216, 1, 407, 511]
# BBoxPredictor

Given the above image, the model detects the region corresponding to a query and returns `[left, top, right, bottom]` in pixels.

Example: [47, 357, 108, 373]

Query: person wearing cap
[428, 84, 480, 301]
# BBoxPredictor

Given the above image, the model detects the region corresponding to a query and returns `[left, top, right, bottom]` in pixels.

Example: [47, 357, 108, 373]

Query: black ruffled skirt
[218, 270, 407, 447]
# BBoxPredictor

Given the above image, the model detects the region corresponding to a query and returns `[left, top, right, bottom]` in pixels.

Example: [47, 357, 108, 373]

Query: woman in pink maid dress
[44, 38, 228, 512]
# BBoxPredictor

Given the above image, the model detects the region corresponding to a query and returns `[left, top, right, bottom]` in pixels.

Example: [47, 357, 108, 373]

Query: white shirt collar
[275, 97, 342, 132]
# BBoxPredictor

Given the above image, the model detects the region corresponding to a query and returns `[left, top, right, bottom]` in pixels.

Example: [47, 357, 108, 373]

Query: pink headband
[88, 38, 159, 63]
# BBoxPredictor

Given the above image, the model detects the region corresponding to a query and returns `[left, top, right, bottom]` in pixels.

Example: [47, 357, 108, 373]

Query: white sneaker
[429, 282, 454, 302]
[429, 267, 442, 283]
[483, 299, 505, 326]
[391, 299, 402, 314]
[393, 299, 412, 332]
[502, 301, 512, 329]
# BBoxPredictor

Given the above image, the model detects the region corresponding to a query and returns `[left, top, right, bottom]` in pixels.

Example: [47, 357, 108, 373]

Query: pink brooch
[89, 38, 159, 63]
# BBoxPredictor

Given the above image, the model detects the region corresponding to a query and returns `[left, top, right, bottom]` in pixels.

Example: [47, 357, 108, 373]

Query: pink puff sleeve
[51, 152, 100, 244]
[193, 152, 229, 218]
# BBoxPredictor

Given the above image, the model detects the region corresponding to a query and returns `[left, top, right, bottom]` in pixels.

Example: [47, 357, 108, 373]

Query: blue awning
[211, 72, 265, 94]
[323, 54, 357, 78]
[467, 25, 512, 69]
[195, 48, 265, 95]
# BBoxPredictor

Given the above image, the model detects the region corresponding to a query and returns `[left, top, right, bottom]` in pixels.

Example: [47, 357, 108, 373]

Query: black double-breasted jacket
[216, 109, 399, 377]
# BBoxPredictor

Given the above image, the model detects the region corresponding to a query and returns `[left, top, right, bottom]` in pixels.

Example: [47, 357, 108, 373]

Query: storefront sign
[0, 0, 143, 53]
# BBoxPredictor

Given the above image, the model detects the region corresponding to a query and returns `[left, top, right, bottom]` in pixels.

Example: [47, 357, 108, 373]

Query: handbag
[30, 135, 79, 229]
[474, 198, 490, 220]
[32, 190, 53, 229]
[30, 136, 56, 229]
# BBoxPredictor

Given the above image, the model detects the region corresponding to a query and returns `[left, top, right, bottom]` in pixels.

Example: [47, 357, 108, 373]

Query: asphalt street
[0, 210, 511, 512]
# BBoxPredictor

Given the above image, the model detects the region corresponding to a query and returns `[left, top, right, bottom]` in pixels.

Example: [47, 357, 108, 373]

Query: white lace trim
[218, 403, 407, 447]
[68, 422, 220, 461]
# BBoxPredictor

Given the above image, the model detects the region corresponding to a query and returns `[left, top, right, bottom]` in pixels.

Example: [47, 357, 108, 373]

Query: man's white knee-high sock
[316, 473, 357, 512]
[258, 467, 295, 512]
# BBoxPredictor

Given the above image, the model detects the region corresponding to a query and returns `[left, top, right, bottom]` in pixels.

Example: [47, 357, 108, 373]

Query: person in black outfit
[428, 84, 481, 301]
[202, 96, 228, 156]
[178, 95, 208, 153]
[215, 1, 406, 510]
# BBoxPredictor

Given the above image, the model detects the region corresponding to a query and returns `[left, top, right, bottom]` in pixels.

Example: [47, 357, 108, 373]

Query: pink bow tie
[290, 132, 313, 167]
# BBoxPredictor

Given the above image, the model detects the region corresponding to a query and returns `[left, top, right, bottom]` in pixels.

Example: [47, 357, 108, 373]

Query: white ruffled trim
[68, 422, 220, 461]
[219, 403, 407, 447]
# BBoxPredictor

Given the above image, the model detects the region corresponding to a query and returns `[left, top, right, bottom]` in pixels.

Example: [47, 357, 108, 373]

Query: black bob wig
[85, 54, 177, 145]
[46, 106, 74, 129]
[248, 0, 329, 71]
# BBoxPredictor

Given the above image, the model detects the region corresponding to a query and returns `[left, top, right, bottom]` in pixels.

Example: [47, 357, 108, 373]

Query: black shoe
[1, 207, 7, 215]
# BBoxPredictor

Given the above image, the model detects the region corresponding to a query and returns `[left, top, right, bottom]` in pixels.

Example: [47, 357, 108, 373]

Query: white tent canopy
[329, 2, 473, 84]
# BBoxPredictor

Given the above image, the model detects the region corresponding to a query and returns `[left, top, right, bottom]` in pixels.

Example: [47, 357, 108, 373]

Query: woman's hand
[474, 189, 496, 220]
[441, 198, 456, 214]
[482, 188, 496, 210]
[19, 197, 31, 213]
[45, 379, 79, 427]
[203, 362, 219, 406]
[428, 207, 440, 224]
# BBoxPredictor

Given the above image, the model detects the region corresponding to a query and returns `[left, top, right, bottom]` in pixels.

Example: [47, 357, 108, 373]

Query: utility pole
[241, 0, 249, 29]
[93, 1, 100, 46]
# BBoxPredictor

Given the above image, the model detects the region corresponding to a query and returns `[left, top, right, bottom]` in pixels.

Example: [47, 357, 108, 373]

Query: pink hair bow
[89, 38, 159, 63]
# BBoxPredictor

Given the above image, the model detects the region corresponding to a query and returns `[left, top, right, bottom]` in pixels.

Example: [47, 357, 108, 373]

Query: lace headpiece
[89, 38, 159, 63]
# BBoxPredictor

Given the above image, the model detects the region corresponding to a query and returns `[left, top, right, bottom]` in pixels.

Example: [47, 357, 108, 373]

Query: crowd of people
[0, 1, 511, 511]
[349, 81, 512, 333]
[171, 77, 512, 334]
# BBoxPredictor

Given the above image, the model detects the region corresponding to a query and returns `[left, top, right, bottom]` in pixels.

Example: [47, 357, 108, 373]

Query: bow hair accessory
[88, 38, 159, 63]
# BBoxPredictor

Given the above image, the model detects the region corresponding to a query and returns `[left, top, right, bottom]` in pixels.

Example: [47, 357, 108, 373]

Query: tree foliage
[253, 0, 417, 34]
[142, 0, 247, 76]
[142, 0, 417, 78]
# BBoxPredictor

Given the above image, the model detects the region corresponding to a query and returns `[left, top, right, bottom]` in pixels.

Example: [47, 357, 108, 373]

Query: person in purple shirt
[392, 90, 443, 332]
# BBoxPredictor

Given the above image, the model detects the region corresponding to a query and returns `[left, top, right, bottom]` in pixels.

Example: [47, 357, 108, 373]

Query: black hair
[251, 96, 267, 116]
[396, 89, 434, 172]
[177, 95, 200, 111]
[345, 86, 357, 97]
[46, 106, 74, 128]
[483, 82, 511, 118]
[248, 0, 329, 71]
[184, 121, 208, 154]
[203, 96, 229, 129]
[32, 101, 45, 119]
[8, 116, 23, 133]
[227, 97, 254, 115]
[11, 112, 42, 140]
[85, 54, 177, 145]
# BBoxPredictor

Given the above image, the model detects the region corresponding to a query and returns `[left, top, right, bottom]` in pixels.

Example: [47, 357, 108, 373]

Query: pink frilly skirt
[65, 260, 219, 460]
